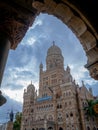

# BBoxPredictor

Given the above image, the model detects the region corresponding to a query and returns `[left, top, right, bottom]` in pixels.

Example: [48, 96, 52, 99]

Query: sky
[0, 13, 98, 123]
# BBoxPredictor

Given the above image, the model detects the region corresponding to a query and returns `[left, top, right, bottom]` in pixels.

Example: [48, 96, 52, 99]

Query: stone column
[0, 32, 11, 87]
[6, 121, 13, 130]
[44, 120, 47, 130]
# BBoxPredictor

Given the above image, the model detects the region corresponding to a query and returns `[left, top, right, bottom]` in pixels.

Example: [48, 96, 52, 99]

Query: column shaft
[0, 33, 11, 87]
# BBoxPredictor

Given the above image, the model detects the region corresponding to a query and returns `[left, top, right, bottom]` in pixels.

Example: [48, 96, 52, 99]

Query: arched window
[48, 115, 53, 121]
[70, 112, 73, 117]
[69, 91, 71, 96]
[93, 127, 96, 130]
[69, 101, 71, 105]
[60, 104, 62, 108]
[65, 102, 67, 107]
[66, 114, 69, 118]
[57, 104, 59, 108]
[87, 126, 90, 130]
[48, 127, 53, 130]
[59, 127, 63, 130]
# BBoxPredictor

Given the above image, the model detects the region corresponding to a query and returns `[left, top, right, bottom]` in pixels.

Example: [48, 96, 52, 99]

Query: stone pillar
[6, 121, 13, 130]
[0, 32, 11, 87]
[44, 120, 47, 130]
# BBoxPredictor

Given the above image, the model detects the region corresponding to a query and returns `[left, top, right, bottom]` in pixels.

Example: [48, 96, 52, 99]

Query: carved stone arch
[59, 127, 63, 130]
[48, 114, 53, 121]
[48, 127, 53, 130]
[32, 0, 98, 80]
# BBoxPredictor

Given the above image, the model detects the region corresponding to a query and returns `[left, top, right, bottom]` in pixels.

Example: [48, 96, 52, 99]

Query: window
[93, 127, 96, 130]
[65, 102, 67, 107]
[69, 101, 71, 105]
[87, 126, 90, 130]
[70, 113, 73, 117]
[66, 114, 69, 118]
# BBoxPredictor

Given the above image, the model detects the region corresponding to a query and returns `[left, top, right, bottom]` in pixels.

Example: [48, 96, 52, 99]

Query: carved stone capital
[85, 61, 98, 80]
[0, 2, 38, 49]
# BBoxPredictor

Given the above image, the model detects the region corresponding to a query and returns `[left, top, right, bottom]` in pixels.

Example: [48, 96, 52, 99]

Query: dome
[47, 42, 62, 56]
[27, 81, 35, 91]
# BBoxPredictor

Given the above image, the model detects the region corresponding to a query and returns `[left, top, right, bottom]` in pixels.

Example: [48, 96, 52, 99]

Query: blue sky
[0, 13, 98, 123]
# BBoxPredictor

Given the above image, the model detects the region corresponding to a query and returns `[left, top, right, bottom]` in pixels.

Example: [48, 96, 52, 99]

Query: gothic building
[21, 43, 98, 130]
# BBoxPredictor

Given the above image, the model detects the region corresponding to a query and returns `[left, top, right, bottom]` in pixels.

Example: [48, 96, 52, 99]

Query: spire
[40, 62, 43, 72]
[66, 65, 70, 73]
[40, 62, 43, 68]
[82, 80, 85, 87]
[53, 41, 55, 46]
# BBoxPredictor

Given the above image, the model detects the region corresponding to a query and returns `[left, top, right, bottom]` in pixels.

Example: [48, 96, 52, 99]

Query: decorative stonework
[32, 0, 98, 80]
[0, 2, 38, 49]
[80, 31, 96, 52]
[54, 4, 74, 23]
[67, 15, 87, 37]
[21, 44, 98, 130]
[85, 62, 98, 80]
[0, 0, 98, 80]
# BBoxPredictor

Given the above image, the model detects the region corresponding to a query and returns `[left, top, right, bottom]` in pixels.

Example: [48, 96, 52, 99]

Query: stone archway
[0, 0, 98, 93]
[32, 0, 98, 80]
[59, 127, 63, 130]
[48, 126, 53, 130]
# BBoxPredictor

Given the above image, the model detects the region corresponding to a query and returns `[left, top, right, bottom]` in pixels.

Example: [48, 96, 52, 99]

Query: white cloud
[22, 36, 37, 46]
[70, 65, 88, 84]
[2, 88, 24, 103]
[1, 13, 98, 112]
[29, 19, 43, 30]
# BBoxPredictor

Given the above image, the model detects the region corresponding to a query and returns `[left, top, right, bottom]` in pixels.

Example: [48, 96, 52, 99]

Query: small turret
[82, 80, 85, 87]
[39, 62, 43, 72]
[66, 65, 70, 73]
[89, 87, 93, 95]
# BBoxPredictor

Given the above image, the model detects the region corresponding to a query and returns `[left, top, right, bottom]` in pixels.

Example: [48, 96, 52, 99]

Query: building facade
[21, 43, 98, 130]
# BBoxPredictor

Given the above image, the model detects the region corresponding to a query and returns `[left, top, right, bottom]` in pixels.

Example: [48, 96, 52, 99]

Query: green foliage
[84, 99, 98, 117]
[13, 112, 22, 130]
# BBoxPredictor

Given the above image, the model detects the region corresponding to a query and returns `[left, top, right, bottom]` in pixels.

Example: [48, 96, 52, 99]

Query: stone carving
[0, 3, 38, 49]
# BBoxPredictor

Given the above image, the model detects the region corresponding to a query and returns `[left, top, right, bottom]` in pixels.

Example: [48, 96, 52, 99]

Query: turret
[89, 87, 93, 95]
[39, 62, 43, 73]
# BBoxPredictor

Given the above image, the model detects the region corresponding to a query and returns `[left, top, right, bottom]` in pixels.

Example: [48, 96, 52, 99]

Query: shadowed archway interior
[0, 0, 98, 107]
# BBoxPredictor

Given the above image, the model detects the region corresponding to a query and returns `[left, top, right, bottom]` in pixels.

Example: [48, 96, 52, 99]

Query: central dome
[47, 42, 62, 56]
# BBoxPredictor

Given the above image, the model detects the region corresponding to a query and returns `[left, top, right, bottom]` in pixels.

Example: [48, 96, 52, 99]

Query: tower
[21, 82, 36, 130]
[21, 42, 98, 130]
[46, 42, 64, 70]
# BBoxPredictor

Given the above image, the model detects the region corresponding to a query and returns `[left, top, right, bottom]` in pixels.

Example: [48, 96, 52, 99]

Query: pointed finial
[82, 80, 85, 87]
[53, 41, 55, 46]
[31, 81, 32, 85]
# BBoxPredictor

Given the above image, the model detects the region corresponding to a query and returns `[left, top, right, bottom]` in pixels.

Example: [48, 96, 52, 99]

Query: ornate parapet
[0, 0, 38, 49]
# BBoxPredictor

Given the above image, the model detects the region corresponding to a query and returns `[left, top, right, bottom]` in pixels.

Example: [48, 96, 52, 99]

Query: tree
[13, 112, 22, 130]
[84, 99, 98, 117]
